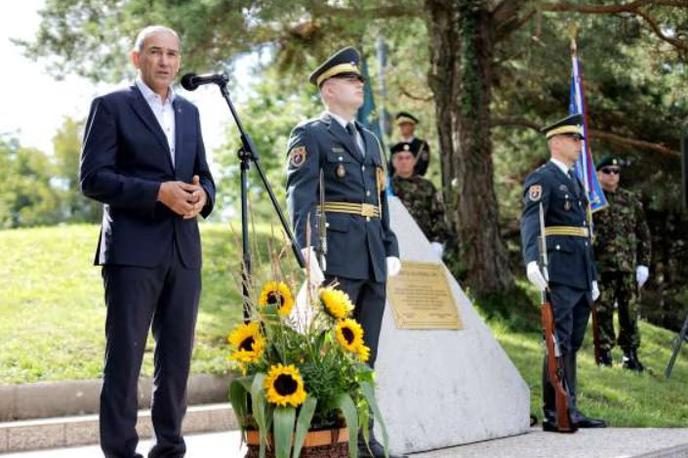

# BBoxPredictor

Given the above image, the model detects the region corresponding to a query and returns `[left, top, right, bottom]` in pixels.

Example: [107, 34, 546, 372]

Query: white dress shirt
[136, 78, 176, 167]
[550, 158, 573, 177]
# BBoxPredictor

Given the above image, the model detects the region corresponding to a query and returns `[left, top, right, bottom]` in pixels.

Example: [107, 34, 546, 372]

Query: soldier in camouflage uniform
[593, 155, 652, 371]
[391, 142, 449, 258]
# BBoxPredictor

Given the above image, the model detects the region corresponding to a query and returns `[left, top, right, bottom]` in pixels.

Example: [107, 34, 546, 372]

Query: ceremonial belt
[544, 226, 589, 238]
[318, 202, 380, 218]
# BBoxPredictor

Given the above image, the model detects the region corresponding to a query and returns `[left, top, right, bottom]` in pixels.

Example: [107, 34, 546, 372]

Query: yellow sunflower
[264, 364, 307, 407]
[319, 287, 354, 319]
[357, 344, 371, 363]
[335, 318, 365, 354]
[227, 322, 265, 364]
[258, 281, 295, 316]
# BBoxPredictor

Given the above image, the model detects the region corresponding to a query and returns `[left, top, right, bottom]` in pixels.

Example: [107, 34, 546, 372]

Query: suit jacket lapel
[173, 99, 184, 176]
[127, 85, 174, 170]
[321, 113, 363, 163]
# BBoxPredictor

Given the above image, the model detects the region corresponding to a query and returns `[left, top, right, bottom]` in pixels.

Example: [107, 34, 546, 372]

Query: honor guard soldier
[389, 111, 431, 176]
[285, 46, 404, 458]
[593, 155, 652, 371]
[520, 113, 607, 431]
[391, 142, 449, 258]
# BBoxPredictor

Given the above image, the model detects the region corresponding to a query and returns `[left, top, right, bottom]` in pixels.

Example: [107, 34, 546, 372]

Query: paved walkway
[2, 427, 688, 457]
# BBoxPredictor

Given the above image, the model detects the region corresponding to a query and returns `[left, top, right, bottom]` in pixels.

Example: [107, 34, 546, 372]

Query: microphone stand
[215, 81, 305, 320]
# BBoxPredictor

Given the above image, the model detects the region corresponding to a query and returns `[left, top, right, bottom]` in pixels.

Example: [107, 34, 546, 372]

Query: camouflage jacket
[592, 187, 652, 273]
[392, 175, 449, 243]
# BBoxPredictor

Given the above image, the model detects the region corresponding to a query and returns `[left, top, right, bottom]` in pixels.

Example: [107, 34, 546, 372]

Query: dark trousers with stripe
[100, 245, 201, 458]
[543, 283, 591, 416]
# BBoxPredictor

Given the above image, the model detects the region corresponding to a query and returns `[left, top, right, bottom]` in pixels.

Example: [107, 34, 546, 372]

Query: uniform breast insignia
[332, 146, 345, 153]
[289, 146, 307, 168]
[564, 198, 572, 211]
[559, 184, 569, 192]
[336, 164, 346, 178]
[528, 185, 542, 202]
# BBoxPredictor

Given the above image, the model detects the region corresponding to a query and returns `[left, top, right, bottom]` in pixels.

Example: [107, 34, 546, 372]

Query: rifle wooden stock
[590, 301, 602, 365]
[541, 293, 577, 433]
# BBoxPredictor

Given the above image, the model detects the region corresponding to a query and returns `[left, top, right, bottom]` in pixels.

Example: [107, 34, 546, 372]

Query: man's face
[323, 74, 364, 111]
[398, 122, 415, 138]
[597, 165, 620, 191]
[554, 133, 583, 163]
[131, 31, 180, 97]
[392, 151, 416, 178]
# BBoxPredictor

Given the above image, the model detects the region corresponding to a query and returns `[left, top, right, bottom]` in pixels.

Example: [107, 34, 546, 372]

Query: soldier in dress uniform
[389, 112, 431, 176]
[391, 142, 449, 258]
[285, 46, 404, 458]
[592, 155, 652, 371]
[520, 113, 607, 431]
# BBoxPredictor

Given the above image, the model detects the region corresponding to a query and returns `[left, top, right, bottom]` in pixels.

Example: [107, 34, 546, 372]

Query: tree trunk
[425, 0, 514, 296]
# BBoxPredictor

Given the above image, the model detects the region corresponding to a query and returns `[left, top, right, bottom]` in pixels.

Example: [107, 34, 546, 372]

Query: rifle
[665, 311, 688, 379]
[590, 296, 602, 365]
[538, 203, 577, 433]
[317, 169, 327, 271]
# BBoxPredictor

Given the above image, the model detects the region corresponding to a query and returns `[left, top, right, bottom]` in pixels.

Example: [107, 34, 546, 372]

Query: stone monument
[374, 197, 530, 455]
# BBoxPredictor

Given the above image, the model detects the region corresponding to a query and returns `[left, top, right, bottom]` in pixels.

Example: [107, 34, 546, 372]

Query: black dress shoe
[542, 417, 577, 433]
[358, 437, 407, 458]
[571, 412, 607, 428]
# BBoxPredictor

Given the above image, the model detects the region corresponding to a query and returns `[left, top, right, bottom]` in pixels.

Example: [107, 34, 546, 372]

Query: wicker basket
[244, 427, 349, 458]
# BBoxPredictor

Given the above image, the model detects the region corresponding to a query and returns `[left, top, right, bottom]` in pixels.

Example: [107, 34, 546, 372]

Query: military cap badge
[528, 184, 542, 202]
[289, 146, 307, 168]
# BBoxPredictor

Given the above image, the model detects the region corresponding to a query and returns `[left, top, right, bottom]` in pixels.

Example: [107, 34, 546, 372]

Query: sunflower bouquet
[226, 279, 388, 458]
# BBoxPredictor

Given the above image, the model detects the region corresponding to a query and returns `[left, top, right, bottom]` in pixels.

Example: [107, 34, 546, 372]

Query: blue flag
[569, 45, 607, 214]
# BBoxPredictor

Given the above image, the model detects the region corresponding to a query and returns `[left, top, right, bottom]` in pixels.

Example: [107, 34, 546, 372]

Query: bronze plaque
[387, 261, 463, 330]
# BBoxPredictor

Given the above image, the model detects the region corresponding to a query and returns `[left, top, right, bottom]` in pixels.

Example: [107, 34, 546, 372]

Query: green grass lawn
[1, 224, 687, 426]
[0, 223, 298, 384]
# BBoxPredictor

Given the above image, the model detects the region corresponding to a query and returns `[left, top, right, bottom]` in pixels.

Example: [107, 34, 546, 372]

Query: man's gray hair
[133, 25, 181, 52]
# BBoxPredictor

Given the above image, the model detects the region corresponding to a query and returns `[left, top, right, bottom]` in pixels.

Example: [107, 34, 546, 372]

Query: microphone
[180, 72, 229, 91]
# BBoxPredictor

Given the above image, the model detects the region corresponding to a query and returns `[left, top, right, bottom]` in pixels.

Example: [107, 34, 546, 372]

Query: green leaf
[250, 373, 268, 458]
[228, 379, 248, 425]
[335, 392, 359, 458]
[292, 396, 318, 458]
[360, 381, 389, 458]
[273, 406, 296, 458]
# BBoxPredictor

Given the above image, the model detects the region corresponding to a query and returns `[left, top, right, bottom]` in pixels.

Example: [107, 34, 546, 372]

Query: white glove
[592, 281, 600, 301]
[430, 242, 444, 258]
[301, 247, 324, 286]
[526, 261, 548, 291]
[636, 265, 649, 288]
[386, 256, 401, 277]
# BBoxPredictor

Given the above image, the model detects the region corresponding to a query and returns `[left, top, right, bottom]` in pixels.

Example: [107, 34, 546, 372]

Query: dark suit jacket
[286, 113, 399, 282]
[520, 160, 596, 290]
[80, 85, 215, 269]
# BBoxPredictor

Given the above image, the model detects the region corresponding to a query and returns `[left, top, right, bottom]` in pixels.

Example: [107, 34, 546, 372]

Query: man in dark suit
[389, 112, 430, 176]
[520, 113, 606, 432]
[80, 25, 215, 458]
[285, 47, 403, 458]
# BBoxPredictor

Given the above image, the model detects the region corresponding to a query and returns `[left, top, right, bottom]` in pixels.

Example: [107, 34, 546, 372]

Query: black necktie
[346, 122, 364, 157]
[568, 169, 581, 197]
